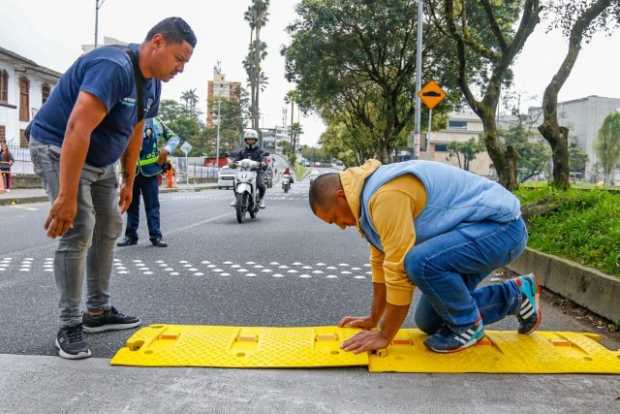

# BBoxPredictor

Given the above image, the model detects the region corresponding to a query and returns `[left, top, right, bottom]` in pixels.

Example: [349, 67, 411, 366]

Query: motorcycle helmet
[243, 129, 259, 149]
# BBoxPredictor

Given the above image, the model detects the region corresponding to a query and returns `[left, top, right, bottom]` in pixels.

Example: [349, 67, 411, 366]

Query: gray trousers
[29, 138, 123, 327]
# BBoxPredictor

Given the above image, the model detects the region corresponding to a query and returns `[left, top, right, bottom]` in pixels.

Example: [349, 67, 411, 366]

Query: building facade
[529, 95, 620, 181]
[207, 63, 241, 129]
[0, 46, 61, 149]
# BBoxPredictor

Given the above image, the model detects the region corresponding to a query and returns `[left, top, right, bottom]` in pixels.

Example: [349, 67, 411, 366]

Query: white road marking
[246, 261, 256, 265]
[270, 261, 280, 265]
[189, 268, 198, 272]
[246, 273, 257, 277]
[299, 274, 312, 279]
[238, 269, 248, 273]
[213, 269, 223, 273]
[261, 269, 272, 273]
[143, 271, 154, 275]
[316, 263, 326, 266]
[339, 263, 349, 267]
[326, 275, 338, 279]
[278, 265, 289, 269]
[351, 267, 361, 271]
[302, 266, 312, 270]
[155, 260, 164, 264]
[179, 260, 188, 264]
[201, 260, 211, 264]
[194, 272, 205, 276]
[272, 273, 284, 278]
[354, 276, 366, 279]
[341, 271, 352, 275]
[312, 270, 324, 274]
[170, 272, 180, 276]
[292, 262, 302, 266]
[230, 264, 240, 268]
[287, 269, 298, 274]
[223, 261, 233, 265]
[220, 273, 230, 277]
[254, 265, 264, 269]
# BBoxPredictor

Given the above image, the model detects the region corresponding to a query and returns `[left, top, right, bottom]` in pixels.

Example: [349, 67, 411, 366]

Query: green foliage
[447, 138, 484, 171]
[159, 99, 204, 156]
[595, 112, 620, 185]
[500, 122, 552, 183]
[284, 0, 457, 163]
[516, 187, 620, 277]
[569, 143, 588, 175]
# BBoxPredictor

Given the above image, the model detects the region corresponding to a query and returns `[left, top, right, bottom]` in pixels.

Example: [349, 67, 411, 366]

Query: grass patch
[515, 187, 620, 277]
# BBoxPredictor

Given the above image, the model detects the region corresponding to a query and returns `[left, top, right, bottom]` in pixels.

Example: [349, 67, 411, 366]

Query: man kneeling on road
[27, 17, 196, 359]
[309, 160, 541, 353]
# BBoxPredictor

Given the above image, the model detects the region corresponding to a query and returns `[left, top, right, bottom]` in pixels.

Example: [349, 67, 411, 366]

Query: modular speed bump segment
[112, 325, 620, 374]
[111, 325, 368, 368]
[369, 330, 620, 374]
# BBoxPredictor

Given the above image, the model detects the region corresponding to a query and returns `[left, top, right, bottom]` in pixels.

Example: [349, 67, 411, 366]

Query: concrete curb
[0, 184, 217, 206]
[0, 195, 49, 206]
[508, 247, 620, 323]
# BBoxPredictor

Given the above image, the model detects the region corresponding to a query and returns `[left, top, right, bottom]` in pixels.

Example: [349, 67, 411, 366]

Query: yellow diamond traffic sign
[418, 80, 446, 109]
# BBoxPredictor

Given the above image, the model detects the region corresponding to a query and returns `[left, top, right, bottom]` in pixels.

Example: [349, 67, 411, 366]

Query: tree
[447, 138, 484, 171]
[180, 89, 200, 117]
[538, 0, 620, 189]
[428, 0, 542, 190]
[500, 121, 551, 183]
[159, 99, 204, 156]
[569, 143, 588, 178]
[284, 0, 457, 163]
[244, 0, 270, 136]
[595, 112, 620, 186]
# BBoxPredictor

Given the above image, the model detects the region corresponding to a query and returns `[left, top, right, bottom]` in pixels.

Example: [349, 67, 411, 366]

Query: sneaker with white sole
[82, 307, 141, 333]
[424, 320, 485, 353]
[55, 324, 92, 360]
[513, 273, 542, 335]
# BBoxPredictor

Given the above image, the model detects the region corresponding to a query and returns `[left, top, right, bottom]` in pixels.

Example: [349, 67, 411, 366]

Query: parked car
[217, 167, 236, 189]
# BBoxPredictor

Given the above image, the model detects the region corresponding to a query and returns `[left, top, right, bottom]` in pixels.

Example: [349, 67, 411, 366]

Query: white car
[217, 167, 236, 189]
[309, 169, 320, 184]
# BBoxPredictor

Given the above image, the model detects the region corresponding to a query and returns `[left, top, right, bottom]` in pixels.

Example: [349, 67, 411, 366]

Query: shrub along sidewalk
[516, 187, 620, 278]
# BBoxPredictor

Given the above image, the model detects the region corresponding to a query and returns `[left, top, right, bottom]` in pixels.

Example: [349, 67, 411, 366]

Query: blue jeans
[124, 174, 162, 241]
[405, 218, 528, 333]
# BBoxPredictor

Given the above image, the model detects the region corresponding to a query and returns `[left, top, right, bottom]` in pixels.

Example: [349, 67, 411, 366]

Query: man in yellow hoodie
[309, 160, 540, 353]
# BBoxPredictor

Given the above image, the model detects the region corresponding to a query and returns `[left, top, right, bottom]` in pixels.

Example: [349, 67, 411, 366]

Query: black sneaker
[117, 237, 138, 247]
[82, 307, 141, 333]
[55, 325, 92, 360]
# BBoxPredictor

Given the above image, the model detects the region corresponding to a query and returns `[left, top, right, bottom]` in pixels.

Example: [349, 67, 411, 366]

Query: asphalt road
[1, 172, 618, 358]
[1, 172, 619, 413]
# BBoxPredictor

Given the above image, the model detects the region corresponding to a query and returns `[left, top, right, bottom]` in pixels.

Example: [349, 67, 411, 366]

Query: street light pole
[215, 98, 222, 169]
[94, 0, 107, 48]
[412, 0, 424, 159]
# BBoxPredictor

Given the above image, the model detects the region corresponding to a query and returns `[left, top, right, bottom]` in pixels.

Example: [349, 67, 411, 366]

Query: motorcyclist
[283, 167, 294, 184]
[230, 129, 267, 208]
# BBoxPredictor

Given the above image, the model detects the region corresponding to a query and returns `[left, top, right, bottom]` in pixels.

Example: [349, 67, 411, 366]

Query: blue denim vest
[358, 161, 521, 251]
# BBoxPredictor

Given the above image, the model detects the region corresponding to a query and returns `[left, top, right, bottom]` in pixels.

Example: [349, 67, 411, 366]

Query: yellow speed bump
[111, 325, 620, 374]
[111, 324, 368, 368]
[369, 330, 620, 374]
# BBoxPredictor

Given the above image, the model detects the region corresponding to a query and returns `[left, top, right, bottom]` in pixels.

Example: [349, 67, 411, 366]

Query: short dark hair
[146, 17, 197, 48]
[308, 173, 341, 214]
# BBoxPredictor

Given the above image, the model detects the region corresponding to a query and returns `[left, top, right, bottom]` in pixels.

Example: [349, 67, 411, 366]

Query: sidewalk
[1, 354, 618, 414]
[0, 183, 217, 206]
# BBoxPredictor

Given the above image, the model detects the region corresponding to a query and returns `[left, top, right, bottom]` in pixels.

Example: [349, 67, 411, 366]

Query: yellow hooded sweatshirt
[339, 160, 427, 306]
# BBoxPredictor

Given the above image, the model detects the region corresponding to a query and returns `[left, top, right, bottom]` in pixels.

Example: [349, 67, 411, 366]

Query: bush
[515, 187, 620, 277]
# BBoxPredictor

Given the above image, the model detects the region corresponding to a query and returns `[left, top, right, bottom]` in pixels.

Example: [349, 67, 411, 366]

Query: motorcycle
[232, 158, 262, 223]
[281, 173, 292, 193]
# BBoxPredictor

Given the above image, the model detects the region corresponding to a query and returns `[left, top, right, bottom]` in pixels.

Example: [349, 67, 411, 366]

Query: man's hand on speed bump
[341, 330, 390, 354]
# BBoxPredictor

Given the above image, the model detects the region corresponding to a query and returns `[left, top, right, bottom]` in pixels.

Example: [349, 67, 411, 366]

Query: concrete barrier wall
[508, 248, 620, 323]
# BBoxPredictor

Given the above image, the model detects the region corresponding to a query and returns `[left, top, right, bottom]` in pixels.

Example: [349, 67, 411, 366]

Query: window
[19, 77, 30, 122]
[0, 70, 8, 102]
[42, 83, 50, 104]
[0, 125, 5, 145]
[448, 120, 467, 130]
[20, 128, 28, 148]
[434, 144, 448, 152]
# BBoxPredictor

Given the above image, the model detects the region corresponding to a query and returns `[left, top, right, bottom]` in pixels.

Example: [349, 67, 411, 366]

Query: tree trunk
[538, 0, 612, 190]
[539, 123, 570, 189]
[481, 115, 518, 190]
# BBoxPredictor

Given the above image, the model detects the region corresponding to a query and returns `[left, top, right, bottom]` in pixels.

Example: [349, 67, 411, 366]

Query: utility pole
[94, 0, 107, 48]
[412, 0, 423, 159]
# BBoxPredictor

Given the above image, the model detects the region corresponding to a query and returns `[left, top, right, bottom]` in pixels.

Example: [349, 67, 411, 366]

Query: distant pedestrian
[0, 143, 14, 192]
[166, 163, 176, 188]
[27, 17, 196, 360]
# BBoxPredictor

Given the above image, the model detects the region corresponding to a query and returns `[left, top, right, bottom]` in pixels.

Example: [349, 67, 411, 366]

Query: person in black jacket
[231, 129, 268, 208]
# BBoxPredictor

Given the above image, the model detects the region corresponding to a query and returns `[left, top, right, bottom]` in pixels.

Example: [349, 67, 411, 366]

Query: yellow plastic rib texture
[111, 324, 368, 368]
[111, 325, 620, 374]
[369, 329, 620, 374]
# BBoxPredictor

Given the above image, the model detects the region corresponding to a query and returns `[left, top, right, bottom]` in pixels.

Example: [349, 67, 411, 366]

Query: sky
[1, 0, 619, 146]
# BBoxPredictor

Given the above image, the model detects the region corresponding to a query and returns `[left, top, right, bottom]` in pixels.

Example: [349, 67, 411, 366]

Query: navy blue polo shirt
[30, 44, 161, 167]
